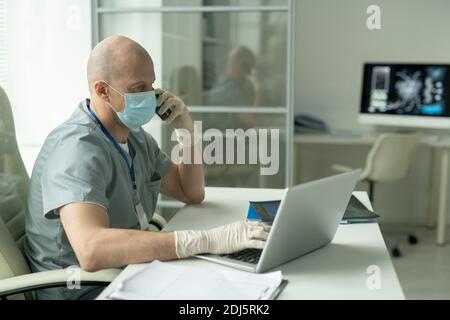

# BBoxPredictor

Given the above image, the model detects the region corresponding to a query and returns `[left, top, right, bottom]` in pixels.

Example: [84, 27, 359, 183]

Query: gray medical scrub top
[24, 99, 173, 300]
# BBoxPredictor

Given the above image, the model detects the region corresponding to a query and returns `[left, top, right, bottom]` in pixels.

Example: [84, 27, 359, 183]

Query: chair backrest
[0, 86, 31, 282]
[363, 133, 421, 182]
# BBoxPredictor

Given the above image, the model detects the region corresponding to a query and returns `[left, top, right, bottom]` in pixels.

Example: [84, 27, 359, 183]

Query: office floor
[383, 225, 450, 300]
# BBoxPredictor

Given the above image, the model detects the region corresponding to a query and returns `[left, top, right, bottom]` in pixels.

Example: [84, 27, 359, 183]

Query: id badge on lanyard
[133, 192, 150, 231]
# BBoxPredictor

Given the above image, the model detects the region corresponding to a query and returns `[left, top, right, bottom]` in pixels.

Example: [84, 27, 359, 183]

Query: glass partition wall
[92, 0, 295, 212]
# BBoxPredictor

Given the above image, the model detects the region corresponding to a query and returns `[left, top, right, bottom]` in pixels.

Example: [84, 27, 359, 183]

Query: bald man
[24, 36, 269, 300]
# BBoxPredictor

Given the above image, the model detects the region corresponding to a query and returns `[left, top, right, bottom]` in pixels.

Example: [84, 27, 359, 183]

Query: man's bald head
[87, 35, 154, 94]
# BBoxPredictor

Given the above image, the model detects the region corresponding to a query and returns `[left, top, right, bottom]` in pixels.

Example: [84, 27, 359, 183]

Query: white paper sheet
[109, 261, 283, 300]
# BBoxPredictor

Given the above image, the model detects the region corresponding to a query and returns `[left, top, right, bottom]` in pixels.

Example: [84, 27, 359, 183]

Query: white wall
[294, 0, 450, 225]
[6, 0, 92, 174]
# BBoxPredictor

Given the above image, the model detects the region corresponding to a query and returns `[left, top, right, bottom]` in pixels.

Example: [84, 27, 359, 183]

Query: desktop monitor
[359, 63, 450, 129]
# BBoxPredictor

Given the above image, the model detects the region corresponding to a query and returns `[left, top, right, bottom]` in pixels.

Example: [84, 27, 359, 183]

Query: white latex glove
[174, 221, 271, 259]
[156, 89, 194, 132]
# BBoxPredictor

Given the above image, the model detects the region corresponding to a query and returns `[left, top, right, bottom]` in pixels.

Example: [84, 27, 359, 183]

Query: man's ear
[94, 81, 110, 102]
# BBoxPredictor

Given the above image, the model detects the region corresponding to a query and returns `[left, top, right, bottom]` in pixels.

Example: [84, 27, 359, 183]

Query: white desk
[97, 187, 404, 300]
[294, 133, 450, 246]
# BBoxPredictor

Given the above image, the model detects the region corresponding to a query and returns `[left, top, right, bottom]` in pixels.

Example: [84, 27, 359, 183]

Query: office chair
[0, 86, 164, 299]
[333, 133, 421, 258]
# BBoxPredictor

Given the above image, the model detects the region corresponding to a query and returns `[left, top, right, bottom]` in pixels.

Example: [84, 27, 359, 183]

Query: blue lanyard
[87, 104, 137, 191]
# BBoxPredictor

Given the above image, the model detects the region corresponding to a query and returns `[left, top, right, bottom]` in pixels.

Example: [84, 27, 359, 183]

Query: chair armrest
[0, 268, 121, 298]
[332, 164, 354, 173]
[150, 213, 168, 231]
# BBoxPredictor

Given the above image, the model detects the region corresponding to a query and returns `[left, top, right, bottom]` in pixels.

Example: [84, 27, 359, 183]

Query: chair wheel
[392, 247, 402, 258]
[408, 235, 418, 245]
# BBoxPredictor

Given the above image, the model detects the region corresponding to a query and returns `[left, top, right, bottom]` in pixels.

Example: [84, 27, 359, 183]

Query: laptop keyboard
[221, 249, 263, 265]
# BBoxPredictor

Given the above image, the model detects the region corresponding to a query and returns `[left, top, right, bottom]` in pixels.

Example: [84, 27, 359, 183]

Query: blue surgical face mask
[103, 81, 157, 130]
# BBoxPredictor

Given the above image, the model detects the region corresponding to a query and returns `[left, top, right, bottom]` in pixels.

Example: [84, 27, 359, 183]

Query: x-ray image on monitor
[361, 64, 450, 122]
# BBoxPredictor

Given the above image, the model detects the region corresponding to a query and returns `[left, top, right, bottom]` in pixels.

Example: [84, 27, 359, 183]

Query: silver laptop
[196, 170, 361, 273]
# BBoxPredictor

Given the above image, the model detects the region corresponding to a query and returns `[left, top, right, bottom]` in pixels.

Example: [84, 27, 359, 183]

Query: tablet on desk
[247, 195, 380, 225]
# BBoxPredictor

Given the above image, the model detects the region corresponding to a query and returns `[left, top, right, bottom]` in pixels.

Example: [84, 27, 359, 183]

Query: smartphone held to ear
[156, 92, 172, 121]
